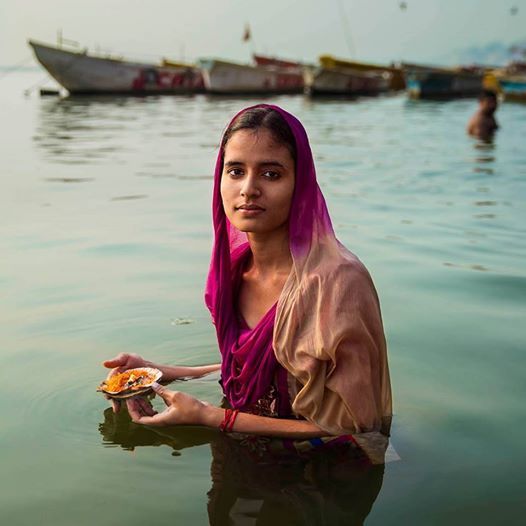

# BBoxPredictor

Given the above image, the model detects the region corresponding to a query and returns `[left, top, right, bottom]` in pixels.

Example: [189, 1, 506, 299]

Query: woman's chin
[236, 226, 290, 238]
[230, 220, 270, 234]
[227, 215, 290, 236]
[236, 225, 266, 234]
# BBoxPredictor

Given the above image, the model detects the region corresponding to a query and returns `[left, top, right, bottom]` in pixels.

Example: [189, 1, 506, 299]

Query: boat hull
[499, 78, 526, 101]
[405, 67, 483, 99]
[304, 67, 391, 96]
[318, 55, 405, 91]
[28, 40, 204, 95]
[199, 59, 304, 94]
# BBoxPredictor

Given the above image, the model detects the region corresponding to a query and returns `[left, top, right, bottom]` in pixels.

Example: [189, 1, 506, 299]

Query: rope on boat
[23, 73, 60, 96]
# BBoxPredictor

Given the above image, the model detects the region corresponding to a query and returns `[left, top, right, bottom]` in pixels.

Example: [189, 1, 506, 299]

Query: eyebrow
[224, 160, 286, 169]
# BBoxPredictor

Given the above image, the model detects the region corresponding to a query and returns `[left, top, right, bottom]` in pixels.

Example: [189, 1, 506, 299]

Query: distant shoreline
[0, 65, 39, 71]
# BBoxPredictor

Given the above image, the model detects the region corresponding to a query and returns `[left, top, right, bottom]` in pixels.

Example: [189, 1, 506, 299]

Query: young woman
[103, 104, 392, 457]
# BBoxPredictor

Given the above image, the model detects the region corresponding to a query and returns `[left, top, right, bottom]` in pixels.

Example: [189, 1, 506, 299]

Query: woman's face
[220, 128, 295, 235]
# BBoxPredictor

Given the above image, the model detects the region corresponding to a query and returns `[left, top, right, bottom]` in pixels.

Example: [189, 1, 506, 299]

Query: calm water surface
[1, 72, 525, 525]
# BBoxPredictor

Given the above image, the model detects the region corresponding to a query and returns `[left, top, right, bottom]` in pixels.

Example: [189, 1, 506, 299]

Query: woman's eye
[262, 171, 280, 180]
[226, 168, 243, 178]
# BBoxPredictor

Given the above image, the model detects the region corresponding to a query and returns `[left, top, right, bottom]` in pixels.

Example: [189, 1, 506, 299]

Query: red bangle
[226, 409, 239, 433]
[219, 409, 232, 432]
[219, 408, 239, 433]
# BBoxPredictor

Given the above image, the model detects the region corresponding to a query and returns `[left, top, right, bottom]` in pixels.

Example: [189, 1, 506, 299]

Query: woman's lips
[236, 204, 265, 217]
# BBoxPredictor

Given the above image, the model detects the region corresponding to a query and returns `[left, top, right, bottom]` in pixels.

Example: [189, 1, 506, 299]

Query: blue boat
[403, 63, 484, 99]
[499, 77, 526, 101]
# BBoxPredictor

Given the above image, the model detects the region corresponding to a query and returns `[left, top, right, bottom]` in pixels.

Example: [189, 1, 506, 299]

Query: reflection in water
[472, 137, 496, 175]
[473, 213, 496, 219]
[208, 436, 384, 526]
[443, 262, 489, 272]
[34, 97, 139, 164]
[33, 95, 218, 180]
[99, 408, 385, 525]
[110, 194, 148, 201]
[45, 177, 95, 183]
[99, 406, 214, 453]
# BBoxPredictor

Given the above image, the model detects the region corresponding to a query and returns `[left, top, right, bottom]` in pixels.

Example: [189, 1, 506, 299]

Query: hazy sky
[2, 0, 525, 66]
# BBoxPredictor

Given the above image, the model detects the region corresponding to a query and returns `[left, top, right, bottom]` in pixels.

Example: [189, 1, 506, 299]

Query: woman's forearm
[201, 405, 327, 439]
[147, 362, 221, 382]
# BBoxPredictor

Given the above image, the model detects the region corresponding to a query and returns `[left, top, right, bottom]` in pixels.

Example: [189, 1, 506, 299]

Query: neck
[246, 226, 292, 278]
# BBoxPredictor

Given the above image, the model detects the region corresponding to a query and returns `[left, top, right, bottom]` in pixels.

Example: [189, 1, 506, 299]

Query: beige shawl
[274, 235, 392, 440]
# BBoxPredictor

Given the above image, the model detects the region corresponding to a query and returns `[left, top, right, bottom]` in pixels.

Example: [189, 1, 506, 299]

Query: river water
[1, 72, 525, 525]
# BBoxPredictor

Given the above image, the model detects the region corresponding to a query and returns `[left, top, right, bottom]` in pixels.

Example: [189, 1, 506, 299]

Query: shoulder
[301, 246, 377, 302]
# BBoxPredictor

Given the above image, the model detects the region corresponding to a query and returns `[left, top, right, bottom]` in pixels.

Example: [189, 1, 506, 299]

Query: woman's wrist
[150, 363, 221, 382]
[201, 408, 326, 438]
[201, 404, 223, 428]
[143, 360, 175, 379]
[143, 359, 158, 370]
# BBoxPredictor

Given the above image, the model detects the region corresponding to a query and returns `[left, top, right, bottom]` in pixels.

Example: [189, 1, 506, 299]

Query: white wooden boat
[28, 39, 204, 95]
[304, 65, 391, 96]
[253, 54, 305, 70]
[198, 58, 304, 94]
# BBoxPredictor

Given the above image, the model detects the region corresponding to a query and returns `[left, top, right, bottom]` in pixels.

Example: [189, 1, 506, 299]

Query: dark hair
[221, 107, 297, 162]
[479, 89, 497, 101]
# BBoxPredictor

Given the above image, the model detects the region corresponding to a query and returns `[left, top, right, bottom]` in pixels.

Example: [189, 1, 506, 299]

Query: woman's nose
[240, 173, 261, 198]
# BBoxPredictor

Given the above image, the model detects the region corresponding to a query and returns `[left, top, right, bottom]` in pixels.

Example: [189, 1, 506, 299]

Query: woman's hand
[103, 352, 148, 373]
[102, 353, 221, 413]
[126, 383, 211, 427]
[103, 352, 149, 413]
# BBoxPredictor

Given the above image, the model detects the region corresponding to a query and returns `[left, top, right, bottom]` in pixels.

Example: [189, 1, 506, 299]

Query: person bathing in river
[467, 90, 499, 139]
[103, 105, 392, 459]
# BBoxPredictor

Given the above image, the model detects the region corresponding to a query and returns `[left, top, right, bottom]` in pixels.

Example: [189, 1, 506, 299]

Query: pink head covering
[205, 104, 333, 409]
[205, 104, 392, 435]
